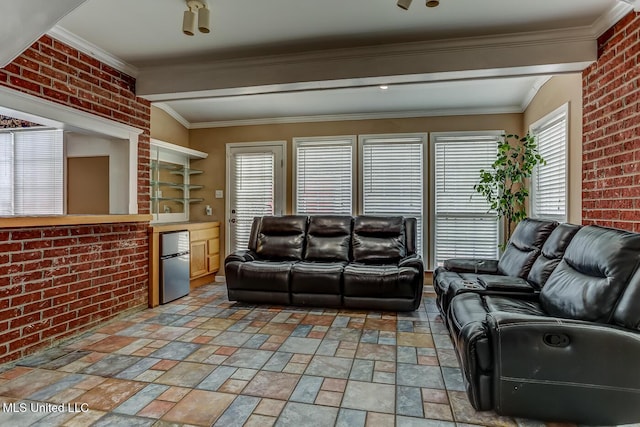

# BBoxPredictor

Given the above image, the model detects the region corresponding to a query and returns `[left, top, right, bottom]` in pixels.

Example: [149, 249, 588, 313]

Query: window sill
[0, 214, 153, 229]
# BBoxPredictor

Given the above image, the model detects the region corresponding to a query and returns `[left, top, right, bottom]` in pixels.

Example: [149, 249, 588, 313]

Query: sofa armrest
[225, 250, 258, 264]
[443, 258, 499, 274]
[398, 253, 424, 271]
[477, 275, 535, 293]
[486, 311, 640, 424]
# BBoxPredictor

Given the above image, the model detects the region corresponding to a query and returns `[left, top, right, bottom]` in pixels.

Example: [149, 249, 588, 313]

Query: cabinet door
[190, 240, 208, 278]
[207, 237, 220, 273]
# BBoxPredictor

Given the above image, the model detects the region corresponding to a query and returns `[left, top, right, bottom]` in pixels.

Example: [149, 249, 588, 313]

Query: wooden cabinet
[148, 221, 221, 307]
[189, 225, 220, 279]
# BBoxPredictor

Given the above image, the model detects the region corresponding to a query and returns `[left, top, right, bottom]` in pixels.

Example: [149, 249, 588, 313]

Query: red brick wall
[0, 36, 151, 363]
[582, 11, 640, 231]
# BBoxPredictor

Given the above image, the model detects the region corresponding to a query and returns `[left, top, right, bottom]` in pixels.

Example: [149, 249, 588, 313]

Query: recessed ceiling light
[379, 85, 389, 90]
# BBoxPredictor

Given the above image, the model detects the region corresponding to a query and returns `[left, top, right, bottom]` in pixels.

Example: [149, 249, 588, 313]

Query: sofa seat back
[541, 225, 640, 323]
[255, 215, 308, 261]
[497, 218, 558, 278]
[526, 223, 581, 289]
[351, 216, 410, 264]
[304, 216, 352, 262]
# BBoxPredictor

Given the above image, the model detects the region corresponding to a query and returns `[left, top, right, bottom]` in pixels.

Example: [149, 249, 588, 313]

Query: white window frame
[529, 103, 569, 222]
[430, 131, 503, 269]
[0, 86, 142, 215]
[357, 133, 428, 257]
[293, 135, 356, 215]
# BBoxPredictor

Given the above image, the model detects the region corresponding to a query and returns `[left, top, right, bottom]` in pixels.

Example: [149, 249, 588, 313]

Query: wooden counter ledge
[0, 214, 153, 229]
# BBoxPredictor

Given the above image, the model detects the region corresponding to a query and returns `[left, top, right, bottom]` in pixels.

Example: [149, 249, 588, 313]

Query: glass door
[226, 142, 285, 254]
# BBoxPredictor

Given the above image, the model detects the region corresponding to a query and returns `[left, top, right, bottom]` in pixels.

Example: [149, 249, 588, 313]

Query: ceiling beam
[137, 27, 597, 102]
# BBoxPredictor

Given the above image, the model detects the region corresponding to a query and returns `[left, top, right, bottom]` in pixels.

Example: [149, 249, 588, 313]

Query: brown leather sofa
[436, 221, 640, 425]
[225, 215, 424, 311]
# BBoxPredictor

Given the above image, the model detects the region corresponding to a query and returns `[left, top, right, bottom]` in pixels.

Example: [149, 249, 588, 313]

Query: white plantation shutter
[295, 138, 353, 214]
[0, 133, 13, 215]
[531, 105, 568, 222]
[360, 136, 424, 254]
[0, 129, 63, 216]
[433, 133, 500, 266]
[232, 151, 274, 250]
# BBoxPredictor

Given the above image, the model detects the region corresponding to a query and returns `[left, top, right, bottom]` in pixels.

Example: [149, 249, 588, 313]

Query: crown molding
[188, 106, 524, 129]
[619, 0, 640, 12]
[48, 25, 139, 77]
[591, 2, 634, 37]
[153, 102, 191, 129]
[520, 76, 553, 111]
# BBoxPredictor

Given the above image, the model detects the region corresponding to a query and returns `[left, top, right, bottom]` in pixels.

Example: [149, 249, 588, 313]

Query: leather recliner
[433, 218, 581, 317]
[225, 215, 424, 311]
[446, 224, 640, 425]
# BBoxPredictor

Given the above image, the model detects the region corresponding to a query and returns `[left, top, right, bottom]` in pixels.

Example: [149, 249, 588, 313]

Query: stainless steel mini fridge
[160, 231, 190, 304]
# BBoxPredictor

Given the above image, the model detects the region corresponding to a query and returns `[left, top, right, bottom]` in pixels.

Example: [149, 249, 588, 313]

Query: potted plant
[474, 133, 545, 244]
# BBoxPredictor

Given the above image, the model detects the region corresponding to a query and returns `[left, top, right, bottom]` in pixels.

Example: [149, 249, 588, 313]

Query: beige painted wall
[67, 156, 109, 214]
[150, 106, 189, 147]
[523, 74, 582, 224]
[188, 113, 523, 263]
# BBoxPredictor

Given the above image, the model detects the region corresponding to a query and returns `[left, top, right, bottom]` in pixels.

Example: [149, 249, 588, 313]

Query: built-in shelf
[169, 168, 204, 176]
[151, 197, 205, 203]
[150, 139, 207, 223]
[150, 181, 204, 191]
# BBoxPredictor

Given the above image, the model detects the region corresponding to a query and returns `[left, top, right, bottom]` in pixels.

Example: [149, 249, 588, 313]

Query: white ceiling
[58, 0, 619, 65]
[159, 76, 547, 127]
[6, 0, 637, 127]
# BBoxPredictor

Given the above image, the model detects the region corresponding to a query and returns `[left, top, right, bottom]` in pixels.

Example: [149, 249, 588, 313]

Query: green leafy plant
[474, 133, 545, 244]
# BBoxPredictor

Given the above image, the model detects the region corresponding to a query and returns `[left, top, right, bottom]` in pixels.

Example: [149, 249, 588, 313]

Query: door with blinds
[226, 143, 285, 254]
[431, 132, 501, 267]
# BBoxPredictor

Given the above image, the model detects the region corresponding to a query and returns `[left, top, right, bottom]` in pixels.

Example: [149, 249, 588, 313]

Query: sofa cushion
[304, 216, 352, 262]
[256, 216, 307, 260]
[343, 263, 417, 299]
[291, 261, 346, 294]
[226, 260, 296, 293]
[527, 223, 581, 289]
[352, 216, 406, 263]
[540, 225, 640, 323]
[497, 218, 558, 278]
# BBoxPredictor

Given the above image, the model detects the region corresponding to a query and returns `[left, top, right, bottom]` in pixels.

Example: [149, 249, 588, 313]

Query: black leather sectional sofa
[225, 215, 424, 311]
[434, 219, 640, 425]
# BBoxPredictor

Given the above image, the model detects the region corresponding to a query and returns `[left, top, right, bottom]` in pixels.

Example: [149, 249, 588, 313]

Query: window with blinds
[294, 137, 354, 215]
[0, 129, 64, 216]
[231, 151, 275, 251]
[359, 135, 425, 254]
[432, 132, 500, 266]
[530, 104, 568, 222]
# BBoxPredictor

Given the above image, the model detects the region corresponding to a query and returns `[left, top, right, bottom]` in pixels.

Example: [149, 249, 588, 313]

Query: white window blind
[0, 133, 13, 216]
[0, 129, 63, 216]
[295, 138, 353, 215]
[231, 151, 274, 250]
[531, 105, 568, 222]
[433, 133, 500, 266]
[360, 136, 424, 254]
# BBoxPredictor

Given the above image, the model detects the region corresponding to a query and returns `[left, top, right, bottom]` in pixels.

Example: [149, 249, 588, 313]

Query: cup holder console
[462, 281, 481, 289]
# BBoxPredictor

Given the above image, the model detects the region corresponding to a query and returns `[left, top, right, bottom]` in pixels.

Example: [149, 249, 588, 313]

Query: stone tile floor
[0, 283, 596, 426]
